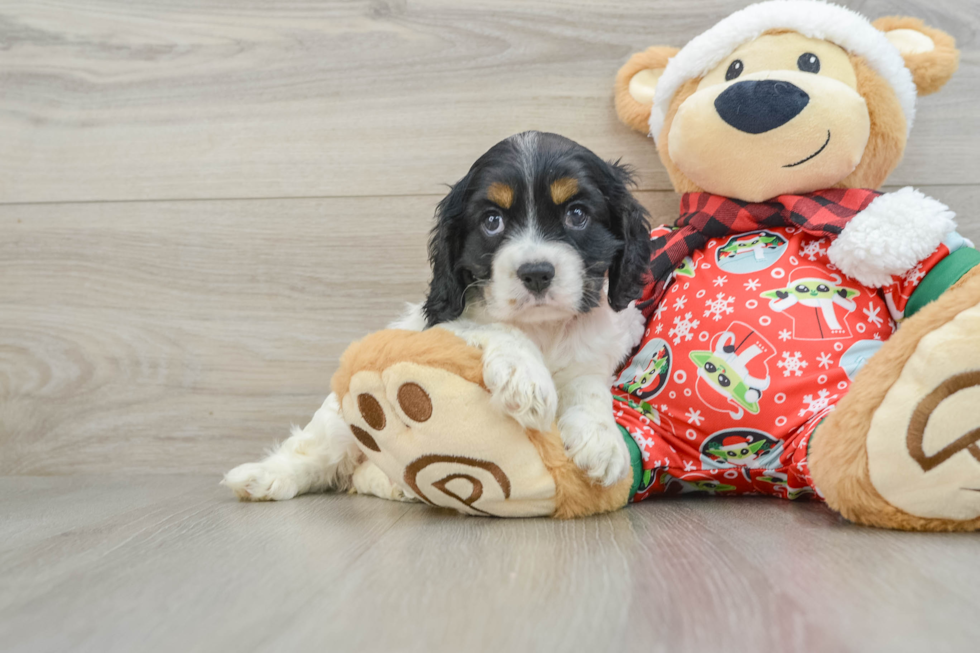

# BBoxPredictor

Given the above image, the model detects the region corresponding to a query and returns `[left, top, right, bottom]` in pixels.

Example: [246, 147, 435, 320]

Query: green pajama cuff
[906, 247, 980, 318]
[620, 424, 644, 501]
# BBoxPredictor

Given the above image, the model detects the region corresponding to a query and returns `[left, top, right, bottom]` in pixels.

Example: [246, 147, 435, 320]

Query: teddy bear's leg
[332, 328, 633, 518]
[810, 265, 980, 530]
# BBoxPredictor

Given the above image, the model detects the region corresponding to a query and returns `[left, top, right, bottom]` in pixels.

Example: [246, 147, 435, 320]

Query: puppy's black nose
[518, 262, 555, 294]
[714, 80, 809, 134]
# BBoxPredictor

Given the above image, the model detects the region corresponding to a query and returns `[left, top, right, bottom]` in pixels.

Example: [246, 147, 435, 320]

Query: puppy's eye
[482, 214, 505, 236]
[564, 206, 590, 230]
[798, 53, 820, 73]
[725, 59, 744, 81]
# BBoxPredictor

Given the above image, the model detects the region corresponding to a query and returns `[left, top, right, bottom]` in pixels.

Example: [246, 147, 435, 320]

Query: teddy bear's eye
[798, 53, 820, 73]
[725, 59, 744, 81]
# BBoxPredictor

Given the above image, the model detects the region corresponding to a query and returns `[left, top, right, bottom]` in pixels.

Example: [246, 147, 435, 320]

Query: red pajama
[613, 223, 963, 502]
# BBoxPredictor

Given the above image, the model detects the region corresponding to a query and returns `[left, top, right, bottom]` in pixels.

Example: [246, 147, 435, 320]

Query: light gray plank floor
[1, 476, 979, 653]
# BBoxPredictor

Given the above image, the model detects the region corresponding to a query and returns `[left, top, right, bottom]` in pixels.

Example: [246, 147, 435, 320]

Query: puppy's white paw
[483, 352, 558, 432]
[222, 462, 299, 502]
[351, 461, 415, 502]
[560, 415, 631, 486]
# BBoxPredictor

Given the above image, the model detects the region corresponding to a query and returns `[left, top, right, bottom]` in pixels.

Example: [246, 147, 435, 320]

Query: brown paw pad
[350, 425, 381, 452]
[357, 393, 386, 430]
[397, 382, 432, 422]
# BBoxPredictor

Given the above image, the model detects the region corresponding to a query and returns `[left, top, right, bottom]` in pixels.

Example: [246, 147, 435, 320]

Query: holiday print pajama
[614, 225, 972, 502]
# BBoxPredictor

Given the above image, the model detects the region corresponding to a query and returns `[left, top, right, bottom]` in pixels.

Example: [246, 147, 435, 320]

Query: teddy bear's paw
[866, 300, 980, 522]
[222, 461, 299, 502]
[340, 361, 560, 517]
[482, 349, 558, 432]
[559, 410, 631, 486]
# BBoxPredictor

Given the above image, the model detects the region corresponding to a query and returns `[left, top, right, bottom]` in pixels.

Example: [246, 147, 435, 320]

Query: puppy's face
[423, 132, 651, 327]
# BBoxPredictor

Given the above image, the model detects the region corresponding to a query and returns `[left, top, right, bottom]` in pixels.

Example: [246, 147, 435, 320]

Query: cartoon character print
[838, 339, 885, 380]
[615, 338, 671, 401]
[755, 471, 815, 500]
[700, 428, 782, 471]
[614, 395, 670, 431]
[675, 256, 697, 278]
[689, 322, 774, 420]
[761, 268, 859, 340]
[658, 470, 737, 495]
[715, 230, 787, 274]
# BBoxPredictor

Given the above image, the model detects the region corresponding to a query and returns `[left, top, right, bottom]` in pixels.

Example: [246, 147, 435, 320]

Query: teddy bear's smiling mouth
[783, 130, 832, 168]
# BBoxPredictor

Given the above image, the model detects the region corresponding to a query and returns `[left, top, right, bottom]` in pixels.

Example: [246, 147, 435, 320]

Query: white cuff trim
[827, 187, 956, 287]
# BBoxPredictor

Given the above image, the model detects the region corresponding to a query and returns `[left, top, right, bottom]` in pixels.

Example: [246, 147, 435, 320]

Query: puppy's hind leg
[222, 394, 361, 501]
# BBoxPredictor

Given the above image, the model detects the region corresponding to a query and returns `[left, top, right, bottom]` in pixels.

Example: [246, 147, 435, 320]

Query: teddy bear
[324, 0, 980, 530]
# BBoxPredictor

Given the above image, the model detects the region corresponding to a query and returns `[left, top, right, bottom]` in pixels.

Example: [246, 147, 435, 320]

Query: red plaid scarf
[638, 188, 882, 314]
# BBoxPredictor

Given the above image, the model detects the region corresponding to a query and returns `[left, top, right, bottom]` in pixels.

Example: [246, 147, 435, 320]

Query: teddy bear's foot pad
[340, 361, 559, 517]
[867, 302, 980, 521]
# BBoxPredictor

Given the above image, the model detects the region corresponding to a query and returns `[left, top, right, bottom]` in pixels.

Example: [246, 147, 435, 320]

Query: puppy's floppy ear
[873, 16, 959, 96]
[422, 174, 473, 327]
[604, 161, 652, 311]
[614, 46, 680, 135]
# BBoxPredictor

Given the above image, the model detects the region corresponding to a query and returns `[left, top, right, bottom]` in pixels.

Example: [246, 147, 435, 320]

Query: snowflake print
[655, 322, 664, 334]
[703, 292, 736, 321]
[817, 352, 833, 369]
[685, 408, 704, 426]
[713, 275, 728, 287]
[778, 329, 792, 342]
[863, 303, 883, 327]
[683, 460, 697, 472]
[654, 303, 667, 320]
[778, 351, 809, 377]
[799, 389, 838, 417]
[873, 332, 882, 340]
[800, 238, 827, 261]
[632, 429, 655, 452]
[673, 295, 688, 311]
[743, 278, 761, 291]
[669, 312, 700, 344]
[904, 263, 926, 285]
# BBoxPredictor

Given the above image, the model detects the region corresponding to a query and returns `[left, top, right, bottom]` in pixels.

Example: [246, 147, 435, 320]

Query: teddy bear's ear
[614, 46, 680, 134]
[873, 16, 959, 96]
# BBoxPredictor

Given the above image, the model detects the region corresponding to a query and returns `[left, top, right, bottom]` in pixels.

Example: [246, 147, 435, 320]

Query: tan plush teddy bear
[235, 1, 980, 530]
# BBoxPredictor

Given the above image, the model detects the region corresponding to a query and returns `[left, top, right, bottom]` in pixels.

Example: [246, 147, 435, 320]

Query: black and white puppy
[223, 132, 651, 502]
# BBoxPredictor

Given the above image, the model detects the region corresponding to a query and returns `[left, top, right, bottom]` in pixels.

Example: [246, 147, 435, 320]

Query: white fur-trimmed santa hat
[648, 0, 918, 143]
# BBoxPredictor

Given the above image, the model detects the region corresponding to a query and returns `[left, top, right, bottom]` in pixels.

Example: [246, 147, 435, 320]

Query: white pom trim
[648, 0, 917, 142]
[827, 188, 956, 287]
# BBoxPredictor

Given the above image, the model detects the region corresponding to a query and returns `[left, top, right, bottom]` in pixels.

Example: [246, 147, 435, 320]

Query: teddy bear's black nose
[714, 80, 810, 134]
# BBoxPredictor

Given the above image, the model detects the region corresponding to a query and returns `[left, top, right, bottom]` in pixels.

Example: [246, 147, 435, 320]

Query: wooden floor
[1, 1, 979, 651]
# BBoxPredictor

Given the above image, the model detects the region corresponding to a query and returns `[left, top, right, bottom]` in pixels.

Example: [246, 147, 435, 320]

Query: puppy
[223, 131, 652, 502]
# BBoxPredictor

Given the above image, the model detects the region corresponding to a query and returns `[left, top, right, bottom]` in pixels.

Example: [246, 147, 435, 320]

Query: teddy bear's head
[615, 1, 959, 202]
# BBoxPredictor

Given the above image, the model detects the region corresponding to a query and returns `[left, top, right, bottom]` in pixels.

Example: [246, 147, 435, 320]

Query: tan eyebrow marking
[486, 182, 514, 209]
[550, 177, 579, 205]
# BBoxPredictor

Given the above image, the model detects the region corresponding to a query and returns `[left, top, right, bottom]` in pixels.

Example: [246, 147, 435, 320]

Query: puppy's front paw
[482, 352, 558, 432]
[222, 462, 299, 502]
[560, 415, 631, 487]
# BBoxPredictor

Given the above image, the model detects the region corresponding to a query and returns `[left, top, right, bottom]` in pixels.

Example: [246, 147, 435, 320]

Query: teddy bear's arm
[828, 187, 956, 287]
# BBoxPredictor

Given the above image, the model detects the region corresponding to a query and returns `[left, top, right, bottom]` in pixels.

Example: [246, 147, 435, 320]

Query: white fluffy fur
[828, 187, 956, 287]
[648, 0, 918, 141]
